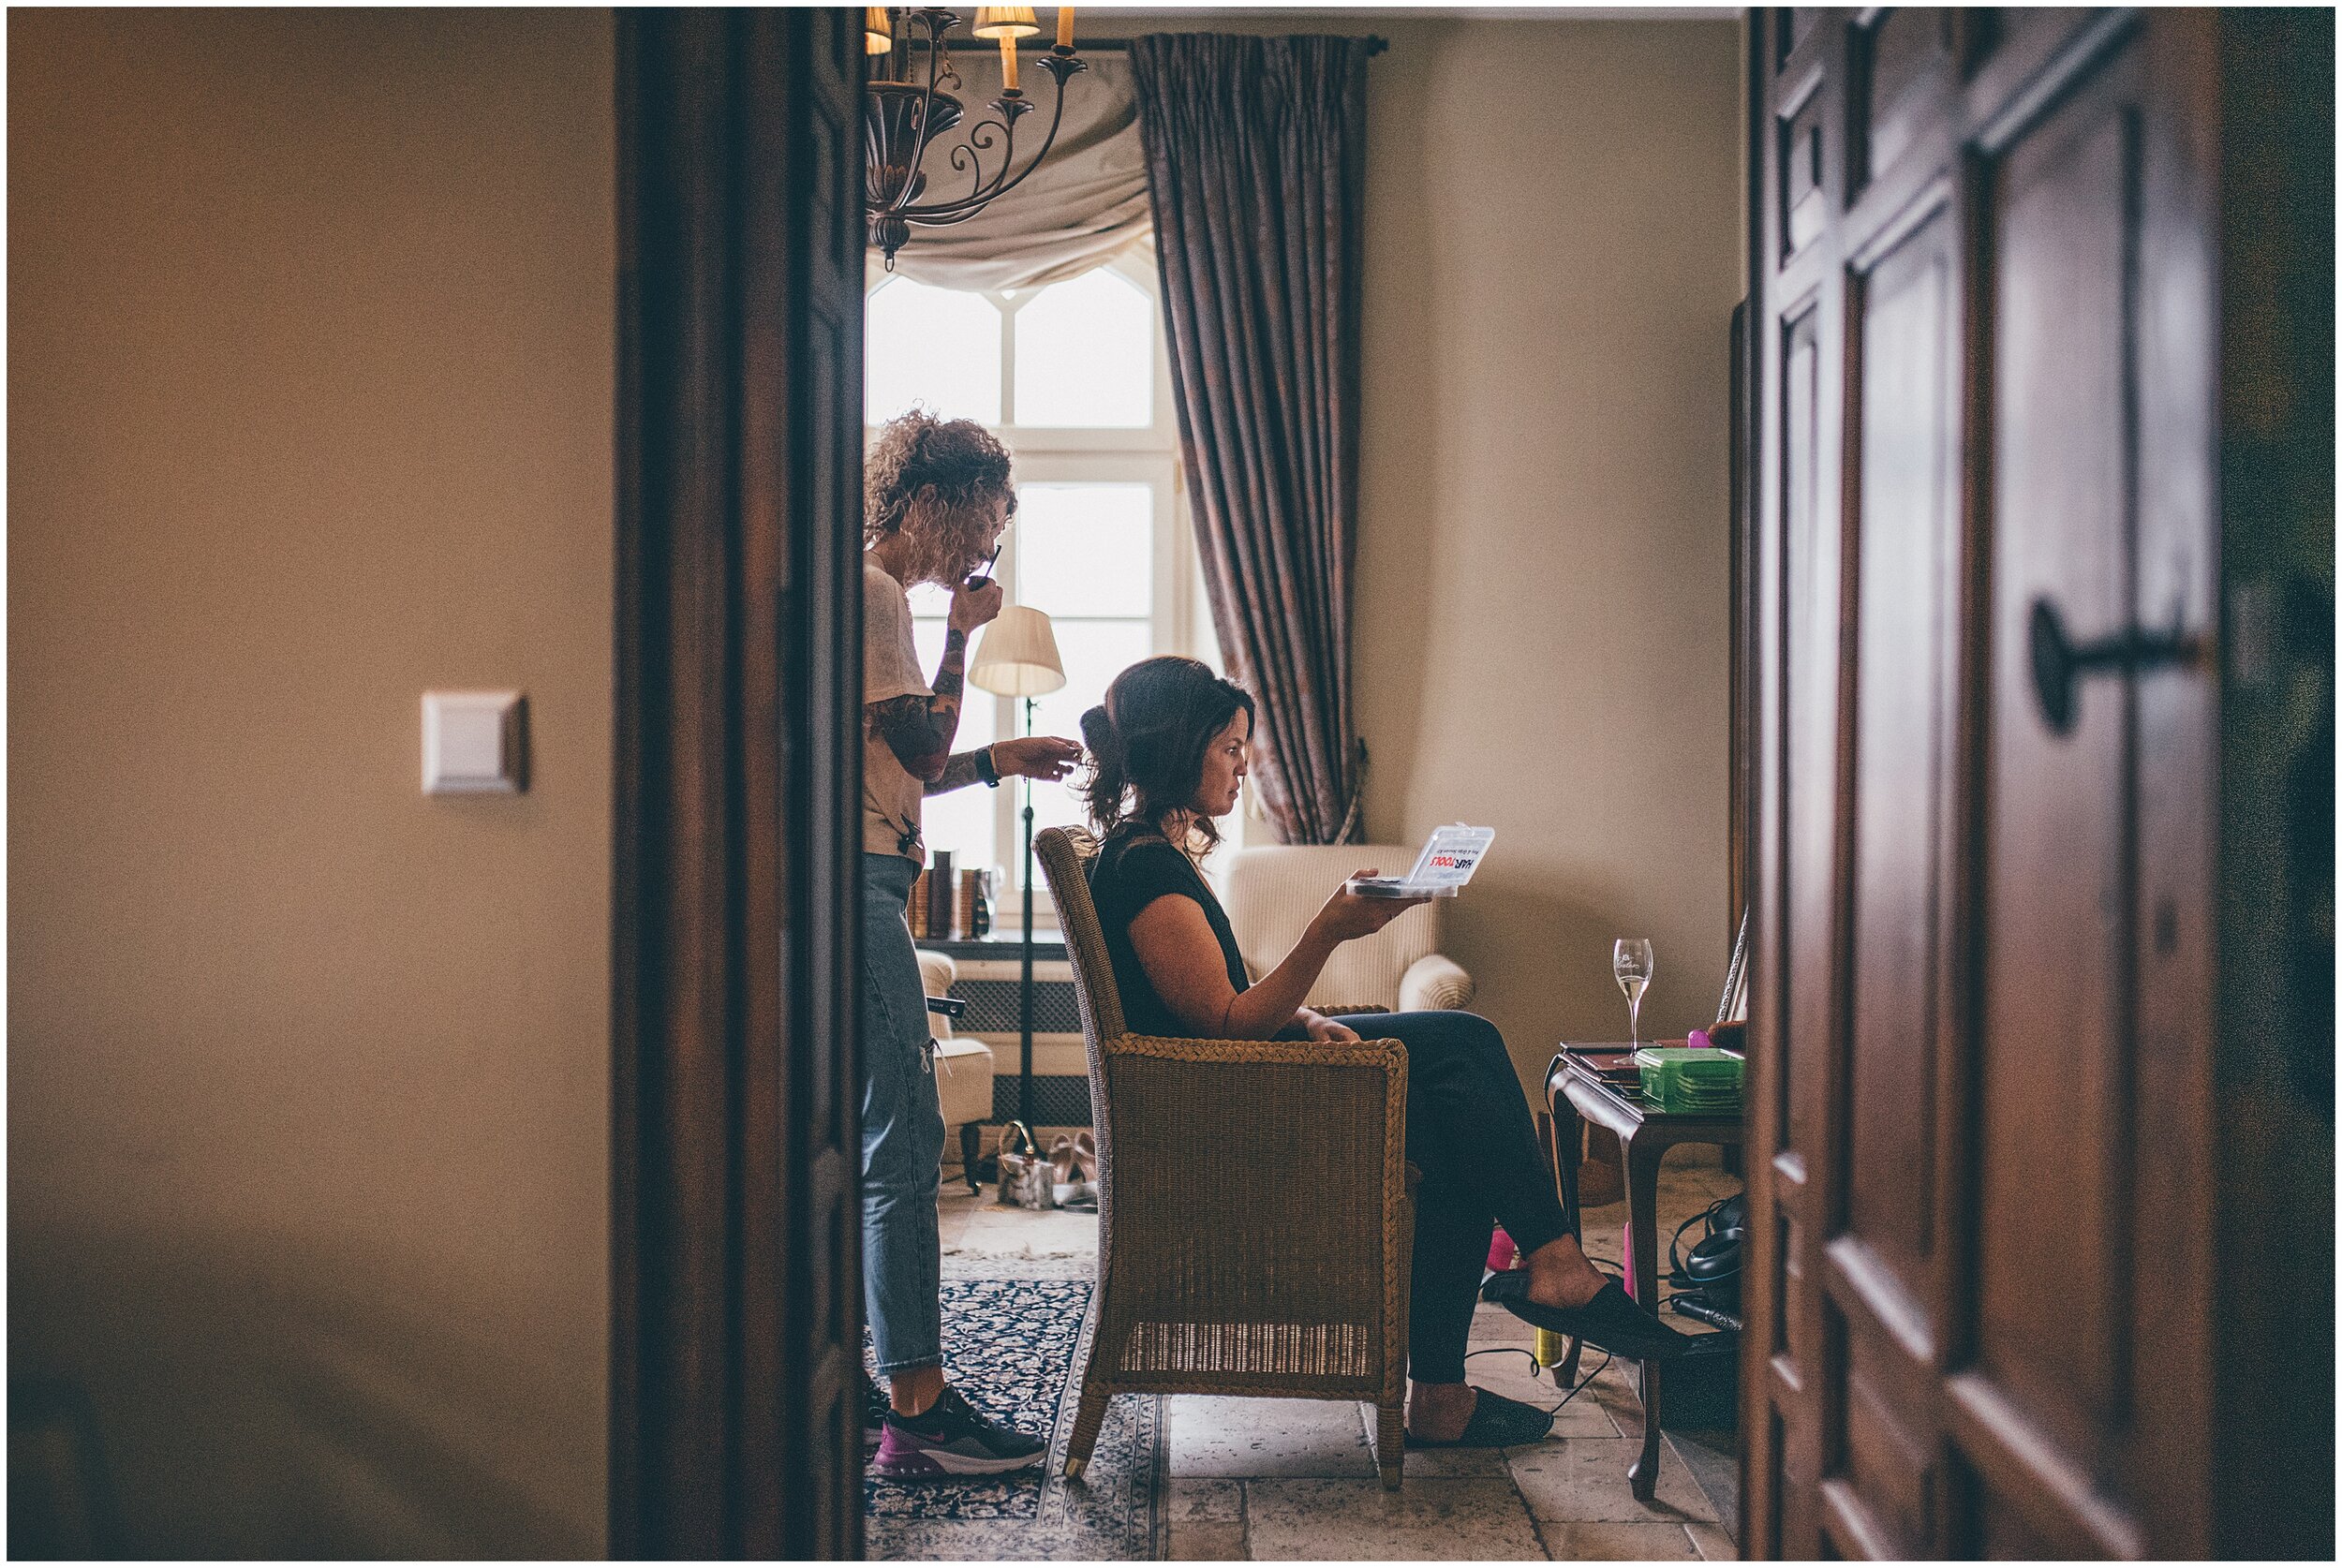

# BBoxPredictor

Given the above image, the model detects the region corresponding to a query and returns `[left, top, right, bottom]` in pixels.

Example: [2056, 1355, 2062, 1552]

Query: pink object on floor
[1487, 1226, 1518, 1272]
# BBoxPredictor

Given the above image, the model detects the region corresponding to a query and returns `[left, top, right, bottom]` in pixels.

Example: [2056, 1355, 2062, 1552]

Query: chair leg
[1374, 1401, 1405, 1490]
[1063, 1378, 1111, 1478]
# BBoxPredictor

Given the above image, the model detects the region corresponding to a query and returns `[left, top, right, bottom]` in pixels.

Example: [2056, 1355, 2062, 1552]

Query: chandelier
[864, 7, 1086, 268]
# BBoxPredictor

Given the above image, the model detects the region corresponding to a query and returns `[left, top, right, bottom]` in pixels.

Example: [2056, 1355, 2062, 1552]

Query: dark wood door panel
[1781, 81, 1831, 258]
[1974, 43, 2138, 1474]
[1779, 303, 1835, 1174]
[1842, 198, 1958, 1323]
[1834, 1303, 1937, 1555]
[1748, 6, 2246, 1560]
[614, 8, 866, 1557]
[1850, 8, 1954, 193]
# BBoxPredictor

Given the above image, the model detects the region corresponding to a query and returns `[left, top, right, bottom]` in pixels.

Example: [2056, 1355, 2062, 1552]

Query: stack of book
[908, 852, 991, 941]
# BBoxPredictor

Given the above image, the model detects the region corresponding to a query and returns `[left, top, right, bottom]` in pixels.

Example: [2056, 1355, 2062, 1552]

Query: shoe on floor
[1405, 1388, 1556, 1448]
[1479, 1270, 1695, 1361]
[869, 1386, 1047, 1478]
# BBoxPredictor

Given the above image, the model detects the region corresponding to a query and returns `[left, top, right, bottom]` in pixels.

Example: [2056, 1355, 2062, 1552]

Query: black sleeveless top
[1085, 823, 1250, 1039]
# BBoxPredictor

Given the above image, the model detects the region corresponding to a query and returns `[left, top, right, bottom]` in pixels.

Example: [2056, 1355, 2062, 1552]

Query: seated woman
[1078, 657, 1689, 1449]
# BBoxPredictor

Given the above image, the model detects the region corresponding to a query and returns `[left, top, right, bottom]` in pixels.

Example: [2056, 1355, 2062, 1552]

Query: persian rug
[865, 1275, 1165, 1561]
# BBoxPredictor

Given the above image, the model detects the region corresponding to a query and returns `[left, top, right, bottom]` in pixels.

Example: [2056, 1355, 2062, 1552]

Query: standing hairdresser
[858, 410, 1084, 1479]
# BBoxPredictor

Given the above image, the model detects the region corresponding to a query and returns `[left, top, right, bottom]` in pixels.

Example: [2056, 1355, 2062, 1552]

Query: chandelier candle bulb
[864, 5, 1087, 266]
[1056, 7, 1075, 50]
[973, 7, 1040, 37]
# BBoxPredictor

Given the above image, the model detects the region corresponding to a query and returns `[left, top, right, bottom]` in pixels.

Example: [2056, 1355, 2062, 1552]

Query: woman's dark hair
[1080, 656, 1255, 854]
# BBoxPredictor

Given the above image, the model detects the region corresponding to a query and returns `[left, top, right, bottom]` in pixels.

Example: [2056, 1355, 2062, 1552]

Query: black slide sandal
[1404, 1388, 1555, 1449]
[1479, 1272, 1696, 1361]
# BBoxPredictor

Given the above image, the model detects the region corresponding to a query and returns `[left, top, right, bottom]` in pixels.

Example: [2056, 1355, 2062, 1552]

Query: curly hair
[863, 409, 1016, 586]
[1080, 656, 1256, 856]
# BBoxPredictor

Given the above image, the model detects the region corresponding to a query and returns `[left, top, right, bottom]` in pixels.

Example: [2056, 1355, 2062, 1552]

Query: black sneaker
[864, 1378, 890, 1453]
[869, 1386, 1047, 1478]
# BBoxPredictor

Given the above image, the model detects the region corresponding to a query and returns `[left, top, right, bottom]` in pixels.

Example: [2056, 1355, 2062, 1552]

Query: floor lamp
[967, 606, 1064, 1135]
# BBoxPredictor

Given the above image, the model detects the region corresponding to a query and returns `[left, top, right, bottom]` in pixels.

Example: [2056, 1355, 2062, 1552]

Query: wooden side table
[1544, 1046, 1744, 1501]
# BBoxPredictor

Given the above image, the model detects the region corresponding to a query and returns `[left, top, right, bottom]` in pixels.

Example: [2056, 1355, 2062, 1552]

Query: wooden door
[613, 9, 867, 1558]
[1744, 8, 2331, 1559]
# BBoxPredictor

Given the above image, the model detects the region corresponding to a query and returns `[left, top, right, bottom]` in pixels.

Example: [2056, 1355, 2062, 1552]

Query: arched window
[866, 257, 1233, 919]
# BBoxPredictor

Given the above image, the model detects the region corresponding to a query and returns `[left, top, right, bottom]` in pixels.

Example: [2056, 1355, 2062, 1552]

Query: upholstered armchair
[1222, 845, 1475, 1015]
[916, 949, 996, 1189]
[1034, 827, 1414, 1490]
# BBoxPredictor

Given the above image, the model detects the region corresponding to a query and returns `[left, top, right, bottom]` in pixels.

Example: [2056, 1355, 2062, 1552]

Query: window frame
[867, 254, 1225, 933]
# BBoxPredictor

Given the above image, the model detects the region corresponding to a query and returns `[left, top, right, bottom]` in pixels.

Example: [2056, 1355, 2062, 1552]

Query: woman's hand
[1299, 1009, 1362, 1043]
[947, 575, 1004, 634]
[989, 736, 1083, 782]
[1307, 872, 1431, 945]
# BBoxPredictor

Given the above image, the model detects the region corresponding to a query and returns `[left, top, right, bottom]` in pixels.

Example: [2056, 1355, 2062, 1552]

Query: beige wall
[1103, 11, 1743, 1079]
[1352, 17, 1742, 1078]
[9, 10, 614, 1557]
[7, 7, 1738, 1552]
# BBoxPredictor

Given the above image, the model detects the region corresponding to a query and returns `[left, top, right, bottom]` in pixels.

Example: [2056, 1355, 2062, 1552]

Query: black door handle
[2028, 596, 2205, 734]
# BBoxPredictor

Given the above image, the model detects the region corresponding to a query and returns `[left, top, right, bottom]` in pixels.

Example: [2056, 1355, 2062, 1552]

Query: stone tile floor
[938, 1156, 1743, 1561]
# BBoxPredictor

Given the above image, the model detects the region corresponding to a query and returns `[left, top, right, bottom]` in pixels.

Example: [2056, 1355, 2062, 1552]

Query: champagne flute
[1614, 938, 1655, 1047]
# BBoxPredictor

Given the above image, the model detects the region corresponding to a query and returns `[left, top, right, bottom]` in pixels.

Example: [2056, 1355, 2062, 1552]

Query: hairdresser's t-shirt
[1087, 823, 1251, 1038]
[864, 554, 930, 862]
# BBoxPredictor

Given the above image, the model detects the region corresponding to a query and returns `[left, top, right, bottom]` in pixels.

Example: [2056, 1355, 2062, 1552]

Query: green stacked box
[1634, 1047, 1743, 1114]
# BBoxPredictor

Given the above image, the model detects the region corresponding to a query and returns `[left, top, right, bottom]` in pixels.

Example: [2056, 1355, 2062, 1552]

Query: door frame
[610, 9, 867, 1558]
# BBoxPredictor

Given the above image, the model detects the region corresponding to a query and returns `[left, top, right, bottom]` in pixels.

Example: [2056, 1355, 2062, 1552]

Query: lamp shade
[973, 7, 1042, 38]
[865, 7, 893, 53]
[969, 607, 1066, 698]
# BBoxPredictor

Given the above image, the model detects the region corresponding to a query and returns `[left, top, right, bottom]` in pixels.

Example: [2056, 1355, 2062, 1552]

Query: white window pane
[918, 700, 1000, 871]
[866, 278, 1002, 426]
[1027, 771, 1096, 846]
[908, 615, 1000, 871]
[906, 580, 954, 618]
[1011, 267, 1154, 428]
[1028, 619, 1154, 747]
[1014, 484, 1153, 618]
[973, 617, 1145, 877]
[911, 617, 945, 680]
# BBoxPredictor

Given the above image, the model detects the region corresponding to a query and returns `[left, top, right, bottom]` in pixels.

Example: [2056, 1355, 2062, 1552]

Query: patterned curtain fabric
[876, 52, 1152, 293]
[1129, 33, 1371, 845]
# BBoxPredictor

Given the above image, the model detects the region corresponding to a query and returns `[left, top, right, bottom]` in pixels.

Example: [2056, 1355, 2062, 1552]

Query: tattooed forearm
[871, 695, 951, 780]
[929, 629, 967, 703]
[925, 749, 989, 796]
[869, 629, 971, 780]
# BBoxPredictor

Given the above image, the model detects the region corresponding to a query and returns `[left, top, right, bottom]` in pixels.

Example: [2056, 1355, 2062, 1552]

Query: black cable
[1462, 1344, 1616, 1416]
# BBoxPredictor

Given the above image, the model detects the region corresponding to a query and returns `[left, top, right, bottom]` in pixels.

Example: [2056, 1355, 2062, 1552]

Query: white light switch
[422, 691, 525, 794]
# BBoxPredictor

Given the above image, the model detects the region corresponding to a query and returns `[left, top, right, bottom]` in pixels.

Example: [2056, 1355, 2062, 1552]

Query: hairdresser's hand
[1307, 872, 1430, 945]
[948, 575, 1004, 634]
[990, 736, 1084, 782]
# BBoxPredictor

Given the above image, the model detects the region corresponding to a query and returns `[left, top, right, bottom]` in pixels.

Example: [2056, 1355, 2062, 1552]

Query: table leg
[1623, 1131, 1665, 1501]
[1549, 1087, 1584, 1384]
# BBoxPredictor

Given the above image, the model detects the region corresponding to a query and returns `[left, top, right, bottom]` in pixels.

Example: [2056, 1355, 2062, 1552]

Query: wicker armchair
[1034, 826, 1415, 1490]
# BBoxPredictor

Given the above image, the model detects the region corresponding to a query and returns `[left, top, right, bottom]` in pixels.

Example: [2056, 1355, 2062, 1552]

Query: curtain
[876, 52, 1151, 293]
[1129, 34, 1370, 845]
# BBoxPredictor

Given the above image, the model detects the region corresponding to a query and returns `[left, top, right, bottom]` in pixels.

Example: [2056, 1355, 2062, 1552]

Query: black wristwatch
[974, 745, 1001, 788]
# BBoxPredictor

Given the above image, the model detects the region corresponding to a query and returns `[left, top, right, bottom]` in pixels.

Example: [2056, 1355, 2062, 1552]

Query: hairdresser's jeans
[1371, 1010, 1572, 1386]
[861, 851, 947, 1375]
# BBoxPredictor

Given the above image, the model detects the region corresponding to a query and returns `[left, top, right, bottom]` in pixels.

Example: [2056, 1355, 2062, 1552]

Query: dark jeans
[1372, 1010, 1570, 1384]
